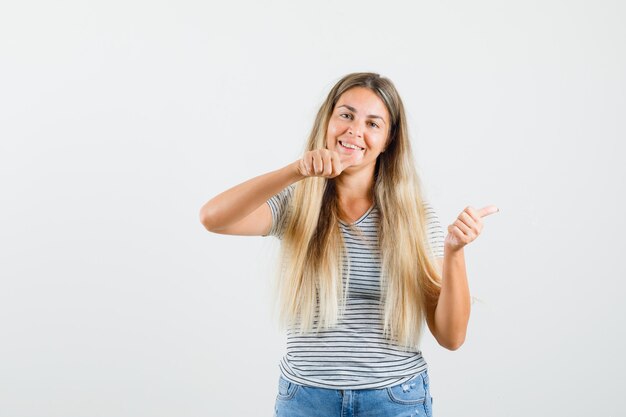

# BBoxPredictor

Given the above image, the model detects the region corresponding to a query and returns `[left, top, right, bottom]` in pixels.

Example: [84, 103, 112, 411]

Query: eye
[368, 121, 380, 128]
[340, 113, 353, 119]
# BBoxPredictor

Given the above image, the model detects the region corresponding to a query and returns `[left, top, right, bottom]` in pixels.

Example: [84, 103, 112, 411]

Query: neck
[334, 164, 376, 204]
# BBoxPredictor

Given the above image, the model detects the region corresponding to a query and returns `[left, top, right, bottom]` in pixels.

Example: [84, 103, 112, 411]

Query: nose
[348, 121, 362, 137]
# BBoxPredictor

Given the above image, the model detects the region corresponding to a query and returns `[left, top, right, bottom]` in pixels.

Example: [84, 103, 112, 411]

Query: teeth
[341, 141, 363, 150]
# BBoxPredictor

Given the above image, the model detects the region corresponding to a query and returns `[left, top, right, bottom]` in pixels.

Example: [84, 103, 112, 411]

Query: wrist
[444, 244, 465, 257]
[287, 160, 306, 182]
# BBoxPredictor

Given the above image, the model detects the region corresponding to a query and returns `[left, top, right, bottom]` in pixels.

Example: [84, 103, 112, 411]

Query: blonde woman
[199, 72, 498, 417]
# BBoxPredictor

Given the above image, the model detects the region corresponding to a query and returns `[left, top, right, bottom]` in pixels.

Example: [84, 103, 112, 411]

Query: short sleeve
[264, 185, 295, 239]
[423, 201, 445, 259]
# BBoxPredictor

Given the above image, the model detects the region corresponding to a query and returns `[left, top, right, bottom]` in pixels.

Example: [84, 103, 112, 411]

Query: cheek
[368, 134, 387, 150]
[325, 127, 336, 148]
[381, 129, 392, 148]
[326, 125, 344, 144]
[326, 122, 340, 136]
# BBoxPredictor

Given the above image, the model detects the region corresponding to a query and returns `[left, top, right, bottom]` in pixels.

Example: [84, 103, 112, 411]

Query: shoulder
[422, 201, 440, 222]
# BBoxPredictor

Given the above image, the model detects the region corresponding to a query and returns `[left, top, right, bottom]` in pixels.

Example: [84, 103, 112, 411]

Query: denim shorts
[274, 370, 434, 417]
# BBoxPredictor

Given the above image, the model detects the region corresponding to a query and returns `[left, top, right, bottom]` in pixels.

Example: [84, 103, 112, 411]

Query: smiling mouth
[339, 141, 364, 151]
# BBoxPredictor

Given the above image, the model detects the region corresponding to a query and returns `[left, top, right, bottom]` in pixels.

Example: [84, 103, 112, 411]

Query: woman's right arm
[199, 148, 360, 236]
[199, 161, 304, 236]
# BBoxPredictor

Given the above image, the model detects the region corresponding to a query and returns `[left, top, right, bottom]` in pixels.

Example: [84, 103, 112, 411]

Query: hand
[296, 148, 363, 179]
[444, 205, 499, 252]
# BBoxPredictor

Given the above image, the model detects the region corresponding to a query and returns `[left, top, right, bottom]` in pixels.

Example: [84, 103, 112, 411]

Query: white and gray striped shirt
[266, 185, 445, 390]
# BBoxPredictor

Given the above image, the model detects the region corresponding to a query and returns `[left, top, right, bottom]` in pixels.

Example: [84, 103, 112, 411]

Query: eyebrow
[337, 104, 386, 123]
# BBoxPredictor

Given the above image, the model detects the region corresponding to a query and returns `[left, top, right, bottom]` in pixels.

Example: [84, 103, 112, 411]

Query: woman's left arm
[426, 205, 499, 350]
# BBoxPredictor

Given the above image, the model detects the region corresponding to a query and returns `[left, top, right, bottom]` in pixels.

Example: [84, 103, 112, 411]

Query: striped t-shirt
[265, 185, 445, 390]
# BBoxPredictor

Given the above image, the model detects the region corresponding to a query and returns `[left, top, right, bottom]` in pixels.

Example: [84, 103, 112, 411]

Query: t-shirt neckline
[338, 203, 376, 227]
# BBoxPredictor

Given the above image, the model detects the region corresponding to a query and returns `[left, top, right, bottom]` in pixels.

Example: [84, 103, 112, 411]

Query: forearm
[433, 246, 471, 350]
[199, 161, 303, 230]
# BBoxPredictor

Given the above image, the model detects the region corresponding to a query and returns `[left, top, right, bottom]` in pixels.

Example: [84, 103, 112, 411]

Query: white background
[1, 1, 625, 416]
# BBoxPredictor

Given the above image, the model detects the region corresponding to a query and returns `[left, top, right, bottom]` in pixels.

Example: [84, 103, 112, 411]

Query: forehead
[334, 87, 389, 119]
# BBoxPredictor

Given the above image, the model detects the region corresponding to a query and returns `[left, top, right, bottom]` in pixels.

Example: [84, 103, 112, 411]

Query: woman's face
[325, 87, 391, 170]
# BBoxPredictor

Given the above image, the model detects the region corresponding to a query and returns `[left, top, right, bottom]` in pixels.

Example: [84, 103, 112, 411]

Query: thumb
[477, 205, 500, 218]
[339, 151, 363, 170]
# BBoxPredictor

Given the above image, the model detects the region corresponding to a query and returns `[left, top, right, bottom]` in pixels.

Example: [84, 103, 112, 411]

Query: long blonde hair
[274, 72, 442, 350]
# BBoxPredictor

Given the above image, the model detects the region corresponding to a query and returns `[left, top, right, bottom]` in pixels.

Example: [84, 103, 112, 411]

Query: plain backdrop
[1, 0, 625, 416]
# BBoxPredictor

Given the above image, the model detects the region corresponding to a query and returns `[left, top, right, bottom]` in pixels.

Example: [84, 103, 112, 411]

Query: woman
[199, 72, 498, 417]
